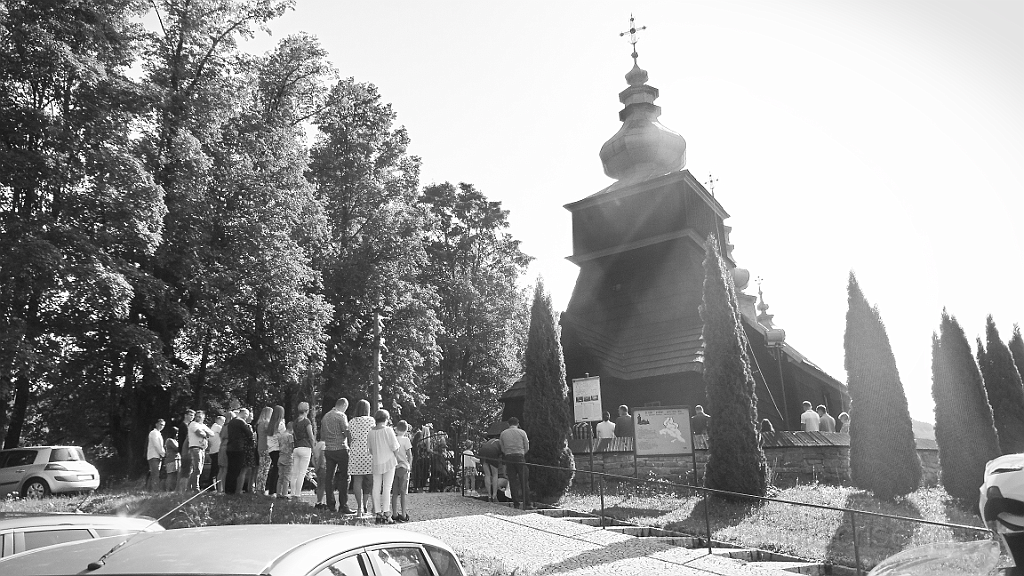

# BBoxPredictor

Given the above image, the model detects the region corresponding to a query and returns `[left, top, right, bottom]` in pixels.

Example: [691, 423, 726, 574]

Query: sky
[243, 1, 1023, 423]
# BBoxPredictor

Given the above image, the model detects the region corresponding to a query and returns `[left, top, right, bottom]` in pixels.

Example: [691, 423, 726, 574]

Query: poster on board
[633, 406, 693, 456]
[572, 376, 602, 422]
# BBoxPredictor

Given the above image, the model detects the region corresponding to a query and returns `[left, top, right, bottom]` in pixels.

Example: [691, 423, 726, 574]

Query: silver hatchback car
[0, 524, 467, 575]
[0, 512, 162, 559]
[0, 446, 100, 498]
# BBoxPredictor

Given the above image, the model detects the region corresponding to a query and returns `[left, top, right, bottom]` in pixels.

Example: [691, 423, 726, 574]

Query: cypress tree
[700, 234, 767, 497]
[844, 273, 921, 499]
[1009, 325, 1024, 385]
[521, 280, 574, 501]
[932, 310, 1001, 502]
[977, 316, 1024, 454]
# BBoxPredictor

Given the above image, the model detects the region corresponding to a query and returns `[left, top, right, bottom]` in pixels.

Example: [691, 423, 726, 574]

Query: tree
[521, 280, 574, 501]
[700, 234, 767, 497]
[180, 34, 333, 410]
[308, 79, 438, 415]
[1009, 325, 1024, 385]
[843, 273, 920, 499]
[932, 310, 1001, 502]
[417, 182, 532, 433]
[977, 316, 1024, 454]
[0, 0, 164, 450]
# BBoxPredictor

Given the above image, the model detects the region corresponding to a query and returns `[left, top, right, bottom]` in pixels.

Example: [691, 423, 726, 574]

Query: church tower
[556, 24, 848, 428]
[560, 46, 733, 413]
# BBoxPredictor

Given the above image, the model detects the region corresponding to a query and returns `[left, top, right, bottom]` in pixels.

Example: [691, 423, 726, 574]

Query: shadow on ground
[529, 536, 681, 575]
[825, 492, 921, 571]
[664, 494, 761, 541]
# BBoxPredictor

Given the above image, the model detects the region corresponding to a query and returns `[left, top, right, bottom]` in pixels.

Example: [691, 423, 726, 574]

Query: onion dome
[599, 61, 687, 182]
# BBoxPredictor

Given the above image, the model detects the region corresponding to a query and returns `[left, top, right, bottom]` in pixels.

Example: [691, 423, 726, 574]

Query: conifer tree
[1009, 325, 1024, 385]
[977, 317, 1024, 454]
[700, 234, 767, 497]
[844, 273, 921, 499]
[932, 310, 1001, 502]
[521, 280, 574, 501]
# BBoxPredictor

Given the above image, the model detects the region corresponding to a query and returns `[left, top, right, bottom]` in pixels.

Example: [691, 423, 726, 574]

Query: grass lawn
[557, 482, 989, 570]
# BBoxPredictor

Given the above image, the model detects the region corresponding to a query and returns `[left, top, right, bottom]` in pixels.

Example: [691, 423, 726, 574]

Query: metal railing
[472, 458, 992, 575]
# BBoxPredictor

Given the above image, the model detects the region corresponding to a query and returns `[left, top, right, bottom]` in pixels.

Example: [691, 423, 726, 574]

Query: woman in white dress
[347, 399, 375, 514]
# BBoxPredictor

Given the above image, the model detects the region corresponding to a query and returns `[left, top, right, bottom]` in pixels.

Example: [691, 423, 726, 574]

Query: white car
[0, 446, 100, 498]
[0, 524, 467, 575]
[0, 513, 162, 558]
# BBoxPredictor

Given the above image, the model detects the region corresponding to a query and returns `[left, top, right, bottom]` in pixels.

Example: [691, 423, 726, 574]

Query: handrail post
[703, 488, 712, 555]
[589, 438, 595, 495]
[599, 476, 605, 529]
[849, 509, 862, 576]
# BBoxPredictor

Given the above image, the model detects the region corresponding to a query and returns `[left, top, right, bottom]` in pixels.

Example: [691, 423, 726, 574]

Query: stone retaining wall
[570, 433, 941, 489]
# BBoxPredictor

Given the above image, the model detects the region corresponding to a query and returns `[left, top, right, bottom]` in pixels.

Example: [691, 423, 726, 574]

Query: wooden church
[501, 53, 848, 431]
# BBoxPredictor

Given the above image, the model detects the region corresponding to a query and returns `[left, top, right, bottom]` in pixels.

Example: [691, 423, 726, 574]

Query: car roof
[0, 524, 454, 575]
[0, 445, 80, 451]
[0, 513, 159, 531]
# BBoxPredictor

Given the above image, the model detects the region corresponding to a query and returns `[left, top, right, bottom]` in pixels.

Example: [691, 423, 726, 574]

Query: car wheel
[23, 479, 50, 499]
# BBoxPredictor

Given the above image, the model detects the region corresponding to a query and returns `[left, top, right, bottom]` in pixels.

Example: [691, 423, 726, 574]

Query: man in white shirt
[800, 401, 820, 432]
[595, 412, 616, 439]
[187, 410, 213, 492]
[146, 419, 165, 491]
[499, 417, 531, 510]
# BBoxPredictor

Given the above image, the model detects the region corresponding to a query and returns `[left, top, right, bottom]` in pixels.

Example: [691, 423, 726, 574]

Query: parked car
[0, 446, 100, 498]
[0, 524, 467, 575]
[0, 512, 162, 559]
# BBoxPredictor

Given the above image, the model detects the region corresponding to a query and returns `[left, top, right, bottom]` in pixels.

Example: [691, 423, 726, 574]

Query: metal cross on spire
[619, 14, 647, 63]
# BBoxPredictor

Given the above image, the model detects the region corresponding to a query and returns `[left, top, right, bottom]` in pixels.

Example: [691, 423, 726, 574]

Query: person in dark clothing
[225, 408, 254, 494]
[614, 405, 634, 437]
[691, 405, 711, 436]
[477, 434, 503, 502]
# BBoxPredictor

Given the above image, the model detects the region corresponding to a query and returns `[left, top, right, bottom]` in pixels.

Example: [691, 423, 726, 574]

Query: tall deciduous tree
[1009, 325, 1024, 385]
[521, 280, 574, 501]
[0, 0, 164, 450]
[700, 234, 767, 497]
[308, 79, 437, 414]
[932, 310, 1001, 502]
[977, 316, 1024, 454]
[182, 33, 333, 410]
[417, 182, 531, 433]
[844, 273, 920, 499]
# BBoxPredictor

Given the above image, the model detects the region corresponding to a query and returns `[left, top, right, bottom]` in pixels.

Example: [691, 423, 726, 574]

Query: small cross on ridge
[705, 173, 719, 197]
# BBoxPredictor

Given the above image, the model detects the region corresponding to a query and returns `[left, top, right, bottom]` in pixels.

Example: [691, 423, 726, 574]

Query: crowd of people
[564, 401, 850, 441]
[458, 417, 533, 511]
[143, 398, 417, 525]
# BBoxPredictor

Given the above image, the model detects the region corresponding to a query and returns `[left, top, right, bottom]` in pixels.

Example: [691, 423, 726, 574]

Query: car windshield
[48, 448, 85, 462]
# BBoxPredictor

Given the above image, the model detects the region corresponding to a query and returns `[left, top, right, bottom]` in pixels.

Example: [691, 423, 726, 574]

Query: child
[461, 440, 479, 494]
[391, 420, 413, 522]
[311, 437, 327, 510]
[276, 422, 294, 498]
[164, 427, 180, 492]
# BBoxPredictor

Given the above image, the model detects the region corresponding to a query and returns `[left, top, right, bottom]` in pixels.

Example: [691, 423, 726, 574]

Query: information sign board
[572, 376, 602, 422]
[633, 406, 694, 456]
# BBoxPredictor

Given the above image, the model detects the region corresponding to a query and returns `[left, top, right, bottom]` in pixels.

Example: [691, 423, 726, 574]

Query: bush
[529, 446, 575, 504]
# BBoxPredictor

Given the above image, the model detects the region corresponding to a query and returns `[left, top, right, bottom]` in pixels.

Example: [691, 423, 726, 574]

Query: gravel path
[301, 491, 813, 576]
